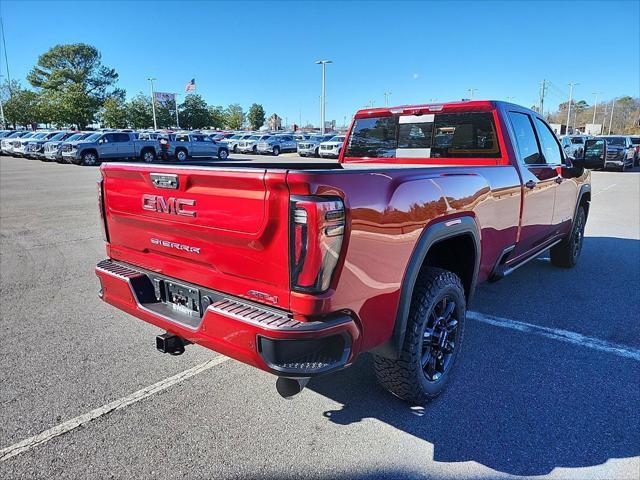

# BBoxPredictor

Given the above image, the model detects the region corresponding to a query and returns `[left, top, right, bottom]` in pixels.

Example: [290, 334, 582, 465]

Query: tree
[102, 97, 129, 128]
[208, 105, 226, 129]
[126, 93, 154, 129]
[27, 43, 119, 128]
[247, 103, 265, 130]
[179, 94, 211, 129]
[225, 103, 244, 130]
[2, 86, 39, 128]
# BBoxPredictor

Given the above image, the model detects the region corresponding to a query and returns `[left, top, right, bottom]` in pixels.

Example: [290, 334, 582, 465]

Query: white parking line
[593, 183, 617, 196]
[468, 311, 640, 361]
[3, 310, 640, 463]
[0, 356, 229, 462]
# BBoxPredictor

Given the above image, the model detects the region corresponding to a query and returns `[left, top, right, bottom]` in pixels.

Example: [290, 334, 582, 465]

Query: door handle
[554, 176, 563, 184]
[525, 180, 536, 189]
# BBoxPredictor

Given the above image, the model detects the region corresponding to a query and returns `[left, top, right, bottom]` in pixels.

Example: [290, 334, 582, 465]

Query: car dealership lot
[0, 156, 639, 479]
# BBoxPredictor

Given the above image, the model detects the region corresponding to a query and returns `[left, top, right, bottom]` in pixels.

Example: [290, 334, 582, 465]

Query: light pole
[566, 82, 578, 134]
[0, 74, 5, 128]
[147, 77, 157, 130]
[384, 91, 392, 107]
[608, 98, 616, 135]
[467, 88, 477, 99]
[315, 60, 332, 134]
[592, 91, 601, 124]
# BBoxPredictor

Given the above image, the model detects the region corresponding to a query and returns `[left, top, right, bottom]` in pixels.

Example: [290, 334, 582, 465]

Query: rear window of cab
[345, 112, 500, 159]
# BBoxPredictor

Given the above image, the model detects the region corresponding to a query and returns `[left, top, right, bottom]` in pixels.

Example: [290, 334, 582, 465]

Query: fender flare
[574, 183, 591, 224]
[372, 216, 481, 359]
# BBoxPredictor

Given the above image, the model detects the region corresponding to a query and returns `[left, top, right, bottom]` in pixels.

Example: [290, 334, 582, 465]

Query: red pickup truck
[96, 101, 604, 404]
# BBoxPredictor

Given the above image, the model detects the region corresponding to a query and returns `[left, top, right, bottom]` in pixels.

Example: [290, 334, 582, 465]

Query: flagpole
[174, 93, 180, 129]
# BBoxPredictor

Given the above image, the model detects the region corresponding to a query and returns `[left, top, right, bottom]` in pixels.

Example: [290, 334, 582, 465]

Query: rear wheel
[217, 148, 229, 160]
[374, 267, 466, 405]
[550, 205, 586, 268]
[141, 149, 156, 163]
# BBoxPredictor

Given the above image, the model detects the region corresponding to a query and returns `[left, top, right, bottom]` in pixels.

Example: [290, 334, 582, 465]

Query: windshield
[229, 135, 241, 140]
[604, 137, 625, 146]
[49, 132, 66, 141]
[345, 112, 500, 159]
[84, 133, 102, 142]
[630, 137, 640, 145]
[32, 133, 47, 139]
[66, 134, 83, 141]
[570, 137, 584, 144]
[8, 132, 22, 138]
[329, 136, 345, 142]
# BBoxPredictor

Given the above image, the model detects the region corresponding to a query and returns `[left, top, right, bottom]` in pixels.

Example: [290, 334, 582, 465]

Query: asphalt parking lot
[0, 155, 639, 479]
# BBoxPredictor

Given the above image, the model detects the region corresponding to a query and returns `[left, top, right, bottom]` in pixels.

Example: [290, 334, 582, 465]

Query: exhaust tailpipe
[276, 377, 310, 399]
[156, 332, 190, 356]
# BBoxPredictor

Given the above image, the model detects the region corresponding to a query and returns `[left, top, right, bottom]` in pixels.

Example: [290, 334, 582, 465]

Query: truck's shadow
[309, 236, 640, 476]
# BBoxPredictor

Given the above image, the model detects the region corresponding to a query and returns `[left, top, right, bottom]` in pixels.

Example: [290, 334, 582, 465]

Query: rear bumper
[96, 259, 360, 377]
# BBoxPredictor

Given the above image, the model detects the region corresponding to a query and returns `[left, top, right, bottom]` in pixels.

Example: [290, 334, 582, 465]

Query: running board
[490, 238, 562, 281]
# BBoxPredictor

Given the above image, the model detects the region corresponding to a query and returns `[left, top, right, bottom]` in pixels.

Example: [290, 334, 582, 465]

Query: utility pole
[538, 79, 547, 115]
[384, 91, 392, 107]
[467, 88, 477, 99]
[315, 60, 332, 134]
[608, 97, 616, 134]
[0, 74, 5, 128]
[147, 77, 158, 130]
[592, 91, 601, 124]
[566, 82, 578, 134]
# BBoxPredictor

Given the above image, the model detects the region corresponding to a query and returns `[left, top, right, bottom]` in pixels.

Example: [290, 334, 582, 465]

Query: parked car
[56, 133, 94, 163]
[237, 134, 272, 154]
[318, 135, 346, 158]
[62, 131, 160, 166]
[597, 135, 636, 171]
[13, 132, 52, 157]
[1, 131, 30, 154]
[298, 134, 336, 157]
[222, 133, 252, 153]
[256, 134, 298, 156]
[166, 133, 229, 161]
[24, 131, 66, 159]
[630, 136, 640, 167]
[40, 131, 79, 161]
[95, 100, 597, 404]
[559, 135, 590, 158]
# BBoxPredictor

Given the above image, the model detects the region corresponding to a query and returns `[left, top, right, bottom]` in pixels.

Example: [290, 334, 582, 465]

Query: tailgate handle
[151, 173, 179, 189]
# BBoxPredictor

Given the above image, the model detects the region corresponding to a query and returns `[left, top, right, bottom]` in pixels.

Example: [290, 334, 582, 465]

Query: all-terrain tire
[374, 267, 466, 405]
[550, 205, 586, 268]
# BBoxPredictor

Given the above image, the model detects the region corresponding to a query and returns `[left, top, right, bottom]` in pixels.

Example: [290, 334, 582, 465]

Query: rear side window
[570, 137, 584, 144]
[116, 133, 130, 142]
[534, 118, 562, 165]
[508, 112, 541, 165]
[344, 112, 500, 158]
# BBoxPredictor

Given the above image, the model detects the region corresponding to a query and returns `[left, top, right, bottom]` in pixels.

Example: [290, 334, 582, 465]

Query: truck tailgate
[101, 164, 291, 310]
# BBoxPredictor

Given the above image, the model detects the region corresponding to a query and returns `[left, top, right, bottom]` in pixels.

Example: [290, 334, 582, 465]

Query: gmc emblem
[142, 194, 196, 217]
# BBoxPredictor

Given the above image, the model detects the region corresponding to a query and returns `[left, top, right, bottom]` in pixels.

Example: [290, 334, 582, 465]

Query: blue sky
[1, 0, 638, 127]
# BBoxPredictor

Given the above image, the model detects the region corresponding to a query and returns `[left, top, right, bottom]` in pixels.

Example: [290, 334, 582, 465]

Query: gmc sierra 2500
[96, 101, 604, 404]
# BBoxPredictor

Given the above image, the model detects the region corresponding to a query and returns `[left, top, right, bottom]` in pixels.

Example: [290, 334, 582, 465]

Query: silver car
[221, 133, 252, 153]
[237, 134, 272, 154]
[318, 135, 345, 158]
[298, 134, 336, 157]
[256, 134, 298, 156]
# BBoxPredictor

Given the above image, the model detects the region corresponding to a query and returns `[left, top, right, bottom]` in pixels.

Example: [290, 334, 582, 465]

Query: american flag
[185, 78, 196, 92]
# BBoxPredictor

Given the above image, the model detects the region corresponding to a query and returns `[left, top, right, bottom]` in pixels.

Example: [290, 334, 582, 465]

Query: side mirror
[573, 139, 606, 170]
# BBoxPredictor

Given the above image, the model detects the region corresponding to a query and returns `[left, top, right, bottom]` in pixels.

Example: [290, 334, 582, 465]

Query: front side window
[535, 118, 562, 165]
[344, 112, 500, 159]
[508, 112, 541, 165]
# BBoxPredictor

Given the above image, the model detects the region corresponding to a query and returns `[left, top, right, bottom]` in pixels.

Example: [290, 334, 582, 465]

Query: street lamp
[315, 60, 332, 134]
[147, 77, 157, 130]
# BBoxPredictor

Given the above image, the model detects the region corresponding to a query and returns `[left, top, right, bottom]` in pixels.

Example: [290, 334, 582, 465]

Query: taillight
[97, 177, 109, 242]
[290, 196, 345, 293]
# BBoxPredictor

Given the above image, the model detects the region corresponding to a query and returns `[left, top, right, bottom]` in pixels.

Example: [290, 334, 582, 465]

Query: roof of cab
[353, 100, 519, 119]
